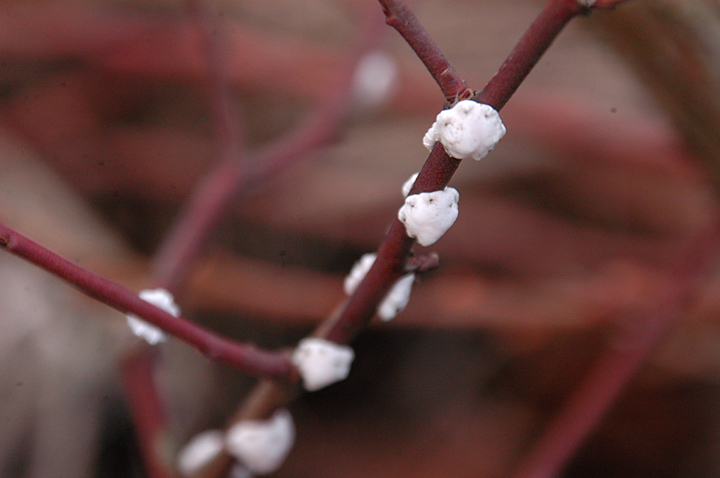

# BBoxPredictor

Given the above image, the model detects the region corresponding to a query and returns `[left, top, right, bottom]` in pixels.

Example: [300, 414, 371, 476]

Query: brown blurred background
[2, 0, 720, 477]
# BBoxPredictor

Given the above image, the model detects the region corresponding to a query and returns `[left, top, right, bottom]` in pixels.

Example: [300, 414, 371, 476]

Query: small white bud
[126, 288, 180, 345]
[292, 338, 355, 391]
[423, 100, 505, 161]
[578, 0, 596, 6]
[352, 50, 398, 110]
[226, 410, 295, 475]
[344, 253, 377, 296]
[377, 273, 415, 321]
[177, 430, 224, 477]
[398, 188, 459, 246]
[402, 172, 419, 197]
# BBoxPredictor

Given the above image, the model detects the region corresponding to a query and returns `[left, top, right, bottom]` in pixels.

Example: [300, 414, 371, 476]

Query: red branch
[480, 0, 633, 111]
[190, 0, 644, 476]
[121, 350, 178, 478]
[151, 7, 385, 294]
[124, 3, 249, 477]
[0, 222, 295, 379]
[318, 0, 586, 346]
[378, 0, 472, 103]
[479, 0, 583, 111]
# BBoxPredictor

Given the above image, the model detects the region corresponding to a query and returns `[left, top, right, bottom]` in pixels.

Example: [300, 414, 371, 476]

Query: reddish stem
[478, 0, 583, 111]
[192, 1, 639, 476]
[127, 4, 248, 477]
[378, 0, 472, 103]
[151, 8, 384, 294]
[121, 350, 178, 478]
[320, 0, 585, 345]
[0, 222, 295, 379]
[151, 0, 245, 295]
[185, 0, 245, 159]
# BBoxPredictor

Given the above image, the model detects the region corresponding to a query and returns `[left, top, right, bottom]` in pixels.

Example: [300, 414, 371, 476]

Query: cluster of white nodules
[292, 338, 355, 391]
[343, 253, 377, 296]
[344, 253, 415, 322]
[177, 430, 225, 477]
[401, 172, 419, 197]
[398, 187, 459, 246]
[377, 272, 414, 321]
[424, 100, 505, 161]
[226, 409, 295, 475]
[125, 288, 180, 345]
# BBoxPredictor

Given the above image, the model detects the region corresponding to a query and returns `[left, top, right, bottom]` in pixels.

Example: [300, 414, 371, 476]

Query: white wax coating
[377, 273, 415, 321]
[177, 430, 224, 477]
[226, 409, 295, 475]
[126, 288, 180, 345]
[398, 188, 459, 246]
[292, 338, 355, 391]
[344, 253, 377, 296]
[352, 50, 398, 110]
[402, 172, 419, 197]
[424, 100, 505, 161]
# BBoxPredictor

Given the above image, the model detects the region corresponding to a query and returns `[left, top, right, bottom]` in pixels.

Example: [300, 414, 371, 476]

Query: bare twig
[121, 349, 178, 478]
[480, 0, 632, 111]
[210, 0, 604, 436]
[151, 0, 246, 294]
[0, 222, 296, 379]
[125, 3, 250, 476]
[478, 0, 584, 111]
[199, 1, 646, 476]
[151, 7, 385, 295]
[378, 0, 472, 103]
[510, 307, 675, 478]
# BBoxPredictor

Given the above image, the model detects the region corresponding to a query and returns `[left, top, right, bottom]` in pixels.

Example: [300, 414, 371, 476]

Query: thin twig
[151, 7, 385, 295]
[478, 0, 584, 111]
[213, 0, 596, 432]
[320, 0, 590, 348]
[377, 0, 472, 103]
[479, 0, 633, 110]
[121, 349, 178, 478]
[152, 0, 246, 295]
[126, 3, 249, 476]
[0, 222, 296, 379]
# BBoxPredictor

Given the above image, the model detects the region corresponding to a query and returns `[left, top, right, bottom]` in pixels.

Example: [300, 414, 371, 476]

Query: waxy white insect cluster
[226, 409, 296, 475]
[352, 50, 398, 111]
[398, 185, 460, 247]
[292, 337, 355, 392]
[125, 288, 180, 345]
[177, 410, 296, 477]
[344, 252, 415, 321]
[423, 99, 505, 161]
[177, 430, 225, 476]
[400, 100, 504, 247]
[177, 100, 507, 478]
